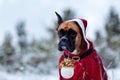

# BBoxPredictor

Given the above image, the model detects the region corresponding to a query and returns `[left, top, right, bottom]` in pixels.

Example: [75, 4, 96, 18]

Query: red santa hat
[66, 18, 90, 49]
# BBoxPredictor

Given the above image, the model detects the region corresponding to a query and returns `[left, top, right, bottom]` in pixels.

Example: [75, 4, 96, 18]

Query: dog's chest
[59, 58, 84, 79]
[60, 58, 75, 79]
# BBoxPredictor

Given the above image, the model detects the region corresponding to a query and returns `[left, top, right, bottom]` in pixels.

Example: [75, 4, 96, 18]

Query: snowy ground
[107, 68, 120, 80]
[0, 71, 59, 80]
[0, 68, 120, 80]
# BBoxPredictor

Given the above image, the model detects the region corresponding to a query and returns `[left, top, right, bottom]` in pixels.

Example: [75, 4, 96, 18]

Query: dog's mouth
[61, 46, 77, 54]
[61, 46, 67, 50]
[58, 37, 75, 52]
[58, 43, 75, 53]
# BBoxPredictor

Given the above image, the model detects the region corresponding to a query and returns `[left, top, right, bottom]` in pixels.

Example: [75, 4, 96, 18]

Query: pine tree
[1, 32, 15, 65]
[16, 21, 27, 54]
[105, 8, 120, 51]
[105, 8, 120, 67]
[94, 7, 120, 68]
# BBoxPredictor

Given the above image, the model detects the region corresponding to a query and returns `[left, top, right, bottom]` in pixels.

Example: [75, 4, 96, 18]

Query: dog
[55, 12, 108, 80]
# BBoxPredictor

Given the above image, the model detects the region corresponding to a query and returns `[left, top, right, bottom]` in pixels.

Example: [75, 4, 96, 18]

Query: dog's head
[55, 12, 89, 54]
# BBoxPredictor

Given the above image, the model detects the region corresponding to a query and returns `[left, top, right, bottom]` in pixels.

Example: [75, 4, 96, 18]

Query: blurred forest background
[0, 7, 120, 79]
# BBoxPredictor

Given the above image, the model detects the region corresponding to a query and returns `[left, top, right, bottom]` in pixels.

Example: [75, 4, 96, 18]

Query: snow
[107, 68, 120, 80]
[0, 68, 120, 80]
[0, 71, 59, 80]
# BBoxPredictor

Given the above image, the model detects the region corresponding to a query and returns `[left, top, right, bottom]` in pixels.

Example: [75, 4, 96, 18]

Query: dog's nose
[61, 37, 68, 44]
[61, 38, 67, 43]
[59, 37, 68, 50]
[61, 36, 68, 41]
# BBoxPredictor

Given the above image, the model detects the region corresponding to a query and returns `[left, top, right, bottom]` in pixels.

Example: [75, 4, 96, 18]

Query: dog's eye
[58, 29, 65, 38]
[70, 32, 77, 38]
[68, 29, 77, 38]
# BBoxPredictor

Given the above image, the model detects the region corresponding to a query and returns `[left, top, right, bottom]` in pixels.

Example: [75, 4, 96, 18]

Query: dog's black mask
[58, 29, 77, 52]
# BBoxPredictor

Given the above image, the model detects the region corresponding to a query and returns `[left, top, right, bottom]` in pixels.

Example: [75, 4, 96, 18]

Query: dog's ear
[55, 12, 63, 30]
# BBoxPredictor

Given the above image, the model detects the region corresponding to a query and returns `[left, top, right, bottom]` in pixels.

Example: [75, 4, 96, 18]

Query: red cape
[59, 41, 108, 80]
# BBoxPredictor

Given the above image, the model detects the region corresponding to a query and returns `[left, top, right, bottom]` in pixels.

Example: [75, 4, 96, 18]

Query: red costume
[58, 18, 108, 80]
[59, 40, 108, 80]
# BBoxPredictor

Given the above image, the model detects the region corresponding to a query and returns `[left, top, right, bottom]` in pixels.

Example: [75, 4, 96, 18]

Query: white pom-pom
[61, 67, 74, 79]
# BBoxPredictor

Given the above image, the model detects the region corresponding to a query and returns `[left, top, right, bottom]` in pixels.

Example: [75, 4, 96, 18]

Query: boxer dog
[55, 12, 108, 80]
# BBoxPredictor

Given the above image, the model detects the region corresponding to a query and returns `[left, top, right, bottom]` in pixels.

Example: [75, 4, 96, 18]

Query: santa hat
[66, 18, 90, 49]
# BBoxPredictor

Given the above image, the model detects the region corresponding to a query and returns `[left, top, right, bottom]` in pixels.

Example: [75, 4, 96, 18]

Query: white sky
[0, 0, 120, 44]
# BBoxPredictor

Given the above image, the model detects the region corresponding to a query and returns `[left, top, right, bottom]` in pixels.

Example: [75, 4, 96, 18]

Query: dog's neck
[72, 41, 87, 55]
[71, 49, 83, 55]
[72, 49, 78, 54]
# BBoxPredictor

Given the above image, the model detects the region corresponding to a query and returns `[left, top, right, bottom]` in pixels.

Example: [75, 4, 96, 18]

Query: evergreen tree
[105, 8, 120, 67]
[16, 21, 27, 54]
[63, 9, 76, 21]
[1, 32, 15, 65]
[105, 8, 120, 51]
[94, 7, 120, 68]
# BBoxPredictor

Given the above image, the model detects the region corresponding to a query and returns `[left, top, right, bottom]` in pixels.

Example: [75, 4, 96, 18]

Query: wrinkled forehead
[58, 21, 80, 33]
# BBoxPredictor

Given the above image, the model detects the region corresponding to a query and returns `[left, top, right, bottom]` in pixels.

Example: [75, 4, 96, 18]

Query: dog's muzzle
[59, 36, 68, 51]
[58, 36, 75, 52]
